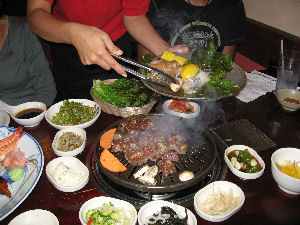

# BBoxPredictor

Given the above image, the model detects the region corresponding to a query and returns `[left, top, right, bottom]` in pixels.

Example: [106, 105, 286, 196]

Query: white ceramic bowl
[224, 145, 265, 180]
[10, 102, 46, 127]
[163, 99, 200, 118]
[194, 181, 245, 222]
[271, 147, 300, 195]
[138, 200, 197, 225]
[79, 196, 137, 225]
[273, 89, 300, 111]
[52, 127, 86, 157]
[46, 156, 89, 192]
[45, 99, 101, 130]
[8, 209, 59, 225]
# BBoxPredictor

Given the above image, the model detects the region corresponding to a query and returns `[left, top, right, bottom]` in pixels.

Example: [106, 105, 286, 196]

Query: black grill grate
[90, 148, 226, 208]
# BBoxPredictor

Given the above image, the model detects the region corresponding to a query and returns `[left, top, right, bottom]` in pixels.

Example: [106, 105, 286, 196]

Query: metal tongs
[111, 54, 176, 87]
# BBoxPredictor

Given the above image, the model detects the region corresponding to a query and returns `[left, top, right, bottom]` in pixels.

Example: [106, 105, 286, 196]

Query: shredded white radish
[199, 186, 241, 216]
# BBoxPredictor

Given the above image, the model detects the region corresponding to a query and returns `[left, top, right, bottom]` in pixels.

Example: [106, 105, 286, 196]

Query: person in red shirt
[27, 0, 188, 101]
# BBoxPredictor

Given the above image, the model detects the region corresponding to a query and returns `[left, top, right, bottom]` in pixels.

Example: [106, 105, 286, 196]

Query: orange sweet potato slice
[100, 149, 127, 172]
[100, 128, 117, 149]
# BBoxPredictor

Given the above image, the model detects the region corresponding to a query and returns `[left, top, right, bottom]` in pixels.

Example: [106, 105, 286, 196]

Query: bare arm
[27, 0, 126, 75]
[222, 45, 237, 59]
[124, 14, 189, 57]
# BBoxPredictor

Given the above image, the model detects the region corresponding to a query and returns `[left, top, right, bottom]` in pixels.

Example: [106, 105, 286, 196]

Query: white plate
[163, 99, 200, 118]
[138, 200, 197, 225]
[0, 110, 10, 126]
[45, 99, 101, 130]
[0, 126, 44, 221]
[79, 196, 137, 225]
[8, 209, 59, 225]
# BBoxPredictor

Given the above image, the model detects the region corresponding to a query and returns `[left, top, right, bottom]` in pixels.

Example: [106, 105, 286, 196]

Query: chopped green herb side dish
[93, 78, 159, 108]
[51, 100, 97, 126]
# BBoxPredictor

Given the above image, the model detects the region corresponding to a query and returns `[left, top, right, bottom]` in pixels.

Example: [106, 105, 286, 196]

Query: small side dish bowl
[11, 101, 46, 127]
[271, 147, 300, 195]
[8, 209, 59, 225]
[46, 156, 89, 192]
[163, 99, 200, 118]
[224, 145, 265, 180]
[79, 196, 137, 225]
[273, 89, 300, 111]
[52, 127, 86, 157]
[194, 181, 245, 222]
[138, 200, 197, 225]
[45, 99, 101, 130]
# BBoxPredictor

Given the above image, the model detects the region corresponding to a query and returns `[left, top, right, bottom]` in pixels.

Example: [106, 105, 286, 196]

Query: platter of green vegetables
[93, 78, 159, 108]
[141, 40, 246, 100]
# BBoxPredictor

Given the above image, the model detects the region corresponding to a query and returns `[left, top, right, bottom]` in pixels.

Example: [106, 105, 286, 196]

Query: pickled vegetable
[276, 160, 300, 179]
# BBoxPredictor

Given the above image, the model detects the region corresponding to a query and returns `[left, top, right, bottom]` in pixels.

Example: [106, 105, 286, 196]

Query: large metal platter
[142, 63, 246, 100]
[94, 114, 217, 193]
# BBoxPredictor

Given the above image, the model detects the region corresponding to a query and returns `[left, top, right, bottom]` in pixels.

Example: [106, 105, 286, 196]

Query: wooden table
[2, 92, 300, 225]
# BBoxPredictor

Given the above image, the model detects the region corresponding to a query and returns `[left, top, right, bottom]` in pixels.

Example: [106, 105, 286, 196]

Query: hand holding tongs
[111, 54, 176, 87]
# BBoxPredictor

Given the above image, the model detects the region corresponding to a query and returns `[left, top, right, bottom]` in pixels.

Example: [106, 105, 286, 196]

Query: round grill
[94, 114, 217, 193]
[90, 146, 226, 208]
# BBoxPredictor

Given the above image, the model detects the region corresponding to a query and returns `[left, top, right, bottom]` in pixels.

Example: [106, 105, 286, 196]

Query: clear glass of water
[276, 50, 300, 90]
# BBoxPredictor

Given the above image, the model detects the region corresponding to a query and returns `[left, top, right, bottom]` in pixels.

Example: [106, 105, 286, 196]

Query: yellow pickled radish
[181, 64, 200, 81]
[161, 51, 187, 66]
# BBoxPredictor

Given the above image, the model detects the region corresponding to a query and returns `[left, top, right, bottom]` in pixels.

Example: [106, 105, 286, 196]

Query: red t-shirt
[45, 0, 150, 41]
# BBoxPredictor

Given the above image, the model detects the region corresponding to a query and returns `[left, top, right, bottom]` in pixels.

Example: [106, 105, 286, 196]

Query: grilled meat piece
[149, 58, 181, 79]
[157, 159, 177, 178]
[0, 177, 11, 197]
[111, 115, 187, 175]
[161, 151, 179, 162]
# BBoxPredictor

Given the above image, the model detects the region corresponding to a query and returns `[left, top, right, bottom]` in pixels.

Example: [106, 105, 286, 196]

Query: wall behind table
[243, 0, 300, 37]
[238, 0, 300, 76]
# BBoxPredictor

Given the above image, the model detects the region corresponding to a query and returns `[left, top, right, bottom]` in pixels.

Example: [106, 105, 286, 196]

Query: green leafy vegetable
[93, 78, 159, 108]
[141, 54, 155, 64]
[188, 39, 237, 98]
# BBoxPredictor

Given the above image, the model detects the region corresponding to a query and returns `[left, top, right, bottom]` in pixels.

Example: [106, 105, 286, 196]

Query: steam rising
[157, 98, 227, 154]
[151, 8, 186, 44]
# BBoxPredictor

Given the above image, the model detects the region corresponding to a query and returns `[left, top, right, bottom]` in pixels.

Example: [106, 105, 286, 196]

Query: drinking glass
[276, 50, 300, 90]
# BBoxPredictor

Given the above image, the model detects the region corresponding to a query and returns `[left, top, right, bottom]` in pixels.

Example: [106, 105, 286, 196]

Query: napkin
[236, 71, 276, 103]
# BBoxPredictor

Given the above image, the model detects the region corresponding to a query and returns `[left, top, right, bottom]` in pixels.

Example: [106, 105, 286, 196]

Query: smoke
[155, 99, 227, 153]
[151, 8, 186, 44]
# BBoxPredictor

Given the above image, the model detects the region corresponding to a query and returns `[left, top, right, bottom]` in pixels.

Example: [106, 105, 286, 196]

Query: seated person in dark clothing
[138, 0, 247, 60]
